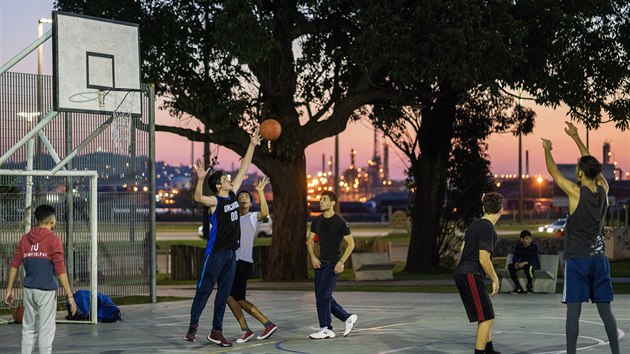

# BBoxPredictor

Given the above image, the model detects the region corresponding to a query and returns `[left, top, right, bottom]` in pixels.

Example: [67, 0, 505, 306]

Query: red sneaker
[207, 329, 232, 347]
[236, 329, 255, 343]
[256, 323, 278, 340]
[184, 324, 198, 342]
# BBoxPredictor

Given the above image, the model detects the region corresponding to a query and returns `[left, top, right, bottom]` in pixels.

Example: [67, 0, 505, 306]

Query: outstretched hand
[541, 138, 552, 151]
[255, 176, 270, 192]
[194, 160, 210, 179]
[564, 121, 578, 137]
[251, 129, 262, 146]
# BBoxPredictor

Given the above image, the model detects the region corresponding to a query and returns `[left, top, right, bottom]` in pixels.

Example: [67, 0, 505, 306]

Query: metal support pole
[148, 84, 157, 303]
[518, 132, 523, 223]
[0, 29, 52, 75]
[0, 110, 58, 166]
[65, 112, 74, 290]
[334, 134, 340, 213]
[24, 128, 34, 231]
[90, 174, 98, 324]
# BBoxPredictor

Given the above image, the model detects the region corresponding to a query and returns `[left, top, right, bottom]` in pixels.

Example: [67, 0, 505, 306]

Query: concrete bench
[497, 253, 560, 294]
[351, 252, 395, 281]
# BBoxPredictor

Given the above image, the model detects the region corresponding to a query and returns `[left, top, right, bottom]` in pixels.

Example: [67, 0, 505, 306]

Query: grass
[111, 295, 190, 305]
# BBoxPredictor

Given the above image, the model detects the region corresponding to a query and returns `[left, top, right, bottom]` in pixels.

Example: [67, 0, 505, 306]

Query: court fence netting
[0, 72, 156, 323]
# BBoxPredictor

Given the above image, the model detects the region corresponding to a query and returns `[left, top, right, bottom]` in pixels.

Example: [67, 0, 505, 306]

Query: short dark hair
[207, 170, 224, 194]
[520, 230, 532, 238]
[320, 190, 337, 202]
[34, 205, 56, 225]
[578, 155, 602, 179]
[482, 192, 504, 214]
[237, 190, 253, 202]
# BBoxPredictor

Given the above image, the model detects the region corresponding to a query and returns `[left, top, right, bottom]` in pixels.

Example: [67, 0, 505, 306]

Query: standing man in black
[306, 191, 358, 339]
[184, 132, 260, 347]
[455, 192, 504, 354]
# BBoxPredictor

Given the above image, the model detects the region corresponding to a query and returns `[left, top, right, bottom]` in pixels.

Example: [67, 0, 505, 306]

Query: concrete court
[0, 291, 627, 354]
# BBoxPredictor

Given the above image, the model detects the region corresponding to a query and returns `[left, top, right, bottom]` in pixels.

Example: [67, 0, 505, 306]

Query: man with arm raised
[542, 122, 619, 354]
[185, 132, 260, 347]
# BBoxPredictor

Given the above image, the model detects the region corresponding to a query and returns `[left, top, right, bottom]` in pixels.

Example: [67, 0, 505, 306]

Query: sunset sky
[3, 1, 628, 181]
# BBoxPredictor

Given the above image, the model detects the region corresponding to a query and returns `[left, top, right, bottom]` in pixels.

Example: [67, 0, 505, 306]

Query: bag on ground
[65, 290, 122, 323]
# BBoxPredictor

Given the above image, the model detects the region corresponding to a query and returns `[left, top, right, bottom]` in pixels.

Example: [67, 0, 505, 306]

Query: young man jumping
[185, 132, 260, 347]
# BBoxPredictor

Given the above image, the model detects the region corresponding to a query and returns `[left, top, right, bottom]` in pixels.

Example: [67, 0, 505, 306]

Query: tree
[355, 1, 629, 272]
[54, 0, 409, 280]
[55, 1, 630, 276]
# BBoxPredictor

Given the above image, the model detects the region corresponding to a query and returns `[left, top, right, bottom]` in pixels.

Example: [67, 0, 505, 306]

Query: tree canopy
[55, 0, 630, 275]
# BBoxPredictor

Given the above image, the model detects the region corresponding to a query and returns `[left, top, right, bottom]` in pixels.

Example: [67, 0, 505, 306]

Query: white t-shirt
[235, 212, 259, 263]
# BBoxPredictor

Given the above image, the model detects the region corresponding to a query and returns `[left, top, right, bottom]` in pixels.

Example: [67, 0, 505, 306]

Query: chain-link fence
[0, 72, 155, 320]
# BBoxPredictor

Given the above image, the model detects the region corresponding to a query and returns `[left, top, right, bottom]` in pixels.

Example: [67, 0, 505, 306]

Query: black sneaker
[527, 288, 535, 294]
[207, 329, 232, 347]
[510, 287, 525, 294]
[184, 324, 198, 342]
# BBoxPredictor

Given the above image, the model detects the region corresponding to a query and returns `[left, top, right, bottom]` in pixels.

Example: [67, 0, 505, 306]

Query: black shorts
[455, 273, 495, 323]
[230, 260, 253, 301]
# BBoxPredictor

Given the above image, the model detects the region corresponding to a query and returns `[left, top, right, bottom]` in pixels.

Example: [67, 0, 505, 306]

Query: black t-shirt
[455, 219, 497, 276]
[310, 213, 351, 262]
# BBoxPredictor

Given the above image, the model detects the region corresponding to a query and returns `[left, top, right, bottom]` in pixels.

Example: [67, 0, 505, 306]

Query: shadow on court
[0, 290, 627, 353]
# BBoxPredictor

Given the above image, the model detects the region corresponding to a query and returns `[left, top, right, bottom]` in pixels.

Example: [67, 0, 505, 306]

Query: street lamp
[536, 176, 543, 198]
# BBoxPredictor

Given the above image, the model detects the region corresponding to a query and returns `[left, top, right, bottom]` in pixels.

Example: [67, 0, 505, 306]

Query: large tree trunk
[263, 154, 308, 281]
[405, 93, 458, 273]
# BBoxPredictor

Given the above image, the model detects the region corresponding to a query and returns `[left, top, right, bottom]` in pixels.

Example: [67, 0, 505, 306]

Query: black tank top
[564, 185, 607, 259]
[204, 191, 240, 256]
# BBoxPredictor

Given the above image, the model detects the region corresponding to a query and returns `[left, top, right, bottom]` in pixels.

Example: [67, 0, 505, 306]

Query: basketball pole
[0, 29, 52, 75]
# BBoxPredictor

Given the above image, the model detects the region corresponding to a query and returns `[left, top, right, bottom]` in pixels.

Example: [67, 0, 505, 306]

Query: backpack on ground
[65, 290, 122, 323]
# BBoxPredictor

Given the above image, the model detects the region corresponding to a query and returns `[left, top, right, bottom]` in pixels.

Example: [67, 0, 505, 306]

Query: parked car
[538, 218, 566, 236]
[198, 216, 273, 239]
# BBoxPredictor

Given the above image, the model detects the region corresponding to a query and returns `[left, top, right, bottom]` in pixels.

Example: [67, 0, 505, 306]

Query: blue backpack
[66, 290, 122, 323]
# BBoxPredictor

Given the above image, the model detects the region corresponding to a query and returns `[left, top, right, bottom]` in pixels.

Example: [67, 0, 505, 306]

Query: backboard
[53, 11, 142, 115]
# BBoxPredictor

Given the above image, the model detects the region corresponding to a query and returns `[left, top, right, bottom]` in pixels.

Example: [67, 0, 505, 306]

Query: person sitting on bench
[509, 230, 540, 294]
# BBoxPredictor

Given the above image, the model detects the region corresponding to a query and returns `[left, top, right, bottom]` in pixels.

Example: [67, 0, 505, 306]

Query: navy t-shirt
[310, 214, 351, 262]
[455, 219, 497, 277]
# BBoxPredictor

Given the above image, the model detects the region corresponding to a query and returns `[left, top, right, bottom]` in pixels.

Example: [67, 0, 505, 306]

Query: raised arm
[193, 161, 217, 208]
[564, 121, 589, 157]
[564, 122, 609, 193]
[255, 176, 270, 221]
[231, 132, 261, 192]
[542, 138, 579, 209]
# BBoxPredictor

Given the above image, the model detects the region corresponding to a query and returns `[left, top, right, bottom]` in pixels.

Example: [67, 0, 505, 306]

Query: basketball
[260, 119, 282, 141]
[13, 305, 24, 323]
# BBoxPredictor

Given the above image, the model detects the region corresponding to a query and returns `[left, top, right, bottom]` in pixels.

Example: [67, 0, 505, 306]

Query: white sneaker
[343, 314, 358, 337]
[309, 327, 335, 339]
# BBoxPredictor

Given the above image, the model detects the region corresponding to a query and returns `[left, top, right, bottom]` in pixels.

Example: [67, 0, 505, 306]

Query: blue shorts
[562, 255, 614, 303]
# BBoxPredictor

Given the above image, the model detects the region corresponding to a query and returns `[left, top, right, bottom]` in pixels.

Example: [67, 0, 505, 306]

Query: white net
[110, 91, 138, 154]
[111, 112, 132, 154]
